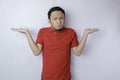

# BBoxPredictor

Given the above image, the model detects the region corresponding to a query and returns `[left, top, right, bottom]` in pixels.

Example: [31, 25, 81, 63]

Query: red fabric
[36, 27, 79, 80]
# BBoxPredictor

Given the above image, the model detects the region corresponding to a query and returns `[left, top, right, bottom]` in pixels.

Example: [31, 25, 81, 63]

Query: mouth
[57, 25, 63, 28]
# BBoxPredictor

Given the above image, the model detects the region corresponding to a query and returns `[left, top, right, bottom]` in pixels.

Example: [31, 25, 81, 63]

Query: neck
[52, 27, 64, 31]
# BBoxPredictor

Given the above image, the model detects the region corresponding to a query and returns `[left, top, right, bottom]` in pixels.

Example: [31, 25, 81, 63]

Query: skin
[48, 11, 65, 31]
[11, 10, 99, 56]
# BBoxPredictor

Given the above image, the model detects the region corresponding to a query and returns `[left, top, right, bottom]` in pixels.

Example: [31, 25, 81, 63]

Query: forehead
[50, 11, 64, 17]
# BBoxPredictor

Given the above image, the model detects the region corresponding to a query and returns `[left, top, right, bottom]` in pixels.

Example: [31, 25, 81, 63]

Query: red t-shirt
[36, 27, 79, 80]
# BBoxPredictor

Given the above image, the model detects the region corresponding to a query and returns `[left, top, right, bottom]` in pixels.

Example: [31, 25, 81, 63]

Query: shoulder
[38, 27, 50, 33]
[65, 27, 76, 33]
[65, 27, 78, 38]
[40, 27, 49, 31]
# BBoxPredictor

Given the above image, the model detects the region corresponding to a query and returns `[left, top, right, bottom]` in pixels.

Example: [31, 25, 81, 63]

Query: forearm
[75, 32, 88, 56]
[73, 28, 99, 56]
[26, 31, 41, 56]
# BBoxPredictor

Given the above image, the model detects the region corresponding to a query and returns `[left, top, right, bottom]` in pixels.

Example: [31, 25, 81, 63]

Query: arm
[72, 28, 99, 56]
[11, 28, 42, 56]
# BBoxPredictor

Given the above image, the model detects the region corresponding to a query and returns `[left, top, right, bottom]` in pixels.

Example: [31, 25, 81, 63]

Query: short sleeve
[71, 31, 79, 48]
[36, 29, 43, 45]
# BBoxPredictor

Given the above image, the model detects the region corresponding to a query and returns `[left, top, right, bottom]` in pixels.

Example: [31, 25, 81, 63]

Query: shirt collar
[49, 26, 66, 33]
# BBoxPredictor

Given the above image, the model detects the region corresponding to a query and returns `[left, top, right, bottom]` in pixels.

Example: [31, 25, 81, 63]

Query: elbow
[74, 51, 81, 56]
[76, 54, 81, 56]
[75, 50, 83, 56]
[34, 53, 39, 56]
[33, 51, 41, 56]
[73, 47, 82, 56]
[75, 52, 81, 56]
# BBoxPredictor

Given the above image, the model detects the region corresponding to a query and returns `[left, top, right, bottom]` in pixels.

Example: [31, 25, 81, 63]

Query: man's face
[49, 11, 65, 31]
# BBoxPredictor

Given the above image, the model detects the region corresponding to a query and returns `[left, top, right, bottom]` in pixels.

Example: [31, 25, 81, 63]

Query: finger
[11, 28, 23, 32]
[20, 28, 24, 30]
[92, 28, 99, 32]
[93, 28, 99, 31]
[11, 28, 19, 31]
[88, 28, 91, 30]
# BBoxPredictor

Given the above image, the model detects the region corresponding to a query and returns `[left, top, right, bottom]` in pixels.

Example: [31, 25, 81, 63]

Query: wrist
[83, 32, 88, 36]
[25, 31, 30, 36]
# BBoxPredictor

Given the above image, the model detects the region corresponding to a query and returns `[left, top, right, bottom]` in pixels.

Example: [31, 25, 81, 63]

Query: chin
[57, 26, 63, 29]
[56, 27, 64, 31]
[52, 26, 64, 31]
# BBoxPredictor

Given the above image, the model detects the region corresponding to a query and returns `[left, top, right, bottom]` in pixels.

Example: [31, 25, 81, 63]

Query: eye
[60, 17, 64, 20]
[53, 18, 57, 20]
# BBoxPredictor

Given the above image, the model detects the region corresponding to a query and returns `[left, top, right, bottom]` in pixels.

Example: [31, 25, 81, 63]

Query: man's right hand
[11, 28, 42, 56]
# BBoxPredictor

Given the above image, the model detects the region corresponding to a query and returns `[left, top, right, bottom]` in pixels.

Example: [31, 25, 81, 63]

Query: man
[11, 6, 99, 80]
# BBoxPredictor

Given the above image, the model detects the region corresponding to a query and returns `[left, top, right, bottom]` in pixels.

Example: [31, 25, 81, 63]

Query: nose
[57, 19, 61, 23]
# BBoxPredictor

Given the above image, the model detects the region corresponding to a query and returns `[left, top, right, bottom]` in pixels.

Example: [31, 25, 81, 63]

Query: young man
[12, 6, 99, 80]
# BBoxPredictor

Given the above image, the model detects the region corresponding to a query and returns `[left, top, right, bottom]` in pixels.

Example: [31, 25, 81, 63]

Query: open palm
[85, 28, 99, 34]
[11, 28, 29, 34]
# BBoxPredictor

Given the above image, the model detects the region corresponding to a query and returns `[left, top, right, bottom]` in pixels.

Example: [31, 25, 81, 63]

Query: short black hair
[48, 6, 65, 19]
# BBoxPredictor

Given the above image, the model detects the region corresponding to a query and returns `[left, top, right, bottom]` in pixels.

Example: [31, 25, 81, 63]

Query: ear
[48, 19, 51, 24]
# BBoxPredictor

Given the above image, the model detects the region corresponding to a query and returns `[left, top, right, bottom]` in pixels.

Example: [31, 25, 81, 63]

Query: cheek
[61, 19, 65, 22]
[51, 22, 58, 26]
[61, 21, 65, 25]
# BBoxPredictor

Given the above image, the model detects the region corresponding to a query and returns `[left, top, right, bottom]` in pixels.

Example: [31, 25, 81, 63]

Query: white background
[0, 0, 120, 80]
